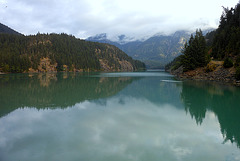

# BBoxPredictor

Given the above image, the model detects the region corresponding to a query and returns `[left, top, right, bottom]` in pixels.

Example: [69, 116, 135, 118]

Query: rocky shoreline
[170, 61, 240, 86]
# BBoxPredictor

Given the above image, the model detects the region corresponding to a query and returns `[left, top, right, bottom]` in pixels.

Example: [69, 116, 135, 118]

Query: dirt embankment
[171, 60, 240, 86]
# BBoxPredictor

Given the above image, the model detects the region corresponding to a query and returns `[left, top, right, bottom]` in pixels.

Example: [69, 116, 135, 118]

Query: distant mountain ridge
[87, 29, 215, 68]
[0, 23, 22, 35]
[87, 31, 191, 68]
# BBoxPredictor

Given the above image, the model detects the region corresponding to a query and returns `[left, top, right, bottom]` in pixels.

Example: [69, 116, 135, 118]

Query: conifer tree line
[166, 1, 240, 79]
[212, 3, 240, 58]
[0, 33, 145, 73]
[165, 29, 208, 72]
[181, 29, 208, 71]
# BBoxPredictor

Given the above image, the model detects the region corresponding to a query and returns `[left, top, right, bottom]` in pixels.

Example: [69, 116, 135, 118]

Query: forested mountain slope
[0, 33, 145, 73]
[0, 23, 21, 35]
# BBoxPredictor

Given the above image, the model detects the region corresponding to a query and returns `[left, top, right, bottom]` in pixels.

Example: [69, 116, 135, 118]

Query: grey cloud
[1, 0, 231, 39]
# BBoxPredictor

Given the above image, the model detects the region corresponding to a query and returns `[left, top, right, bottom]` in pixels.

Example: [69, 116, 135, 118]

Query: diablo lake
[0, 70, 240, 161]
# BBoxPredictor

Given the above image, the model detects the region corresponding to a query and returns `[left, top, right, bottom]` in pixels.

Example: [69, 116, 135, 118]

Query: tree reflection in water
[181, 81, 240, 148]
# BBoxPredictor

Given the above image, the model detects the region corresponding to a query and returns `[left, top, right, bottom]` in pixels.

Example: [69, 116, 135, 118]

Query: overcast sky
[0, 0, 239, 40]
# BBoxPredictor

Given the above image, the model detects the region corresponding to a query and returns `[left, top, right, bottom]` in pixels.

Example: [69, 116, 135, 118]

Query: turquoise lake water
[0, 71, 240, 161]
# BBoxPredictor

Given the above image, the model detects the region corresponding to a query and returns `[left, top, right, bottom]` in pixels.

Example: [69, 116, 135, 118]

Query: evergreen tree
[182, 29, 208, 71]
[212, 2, 240, 58]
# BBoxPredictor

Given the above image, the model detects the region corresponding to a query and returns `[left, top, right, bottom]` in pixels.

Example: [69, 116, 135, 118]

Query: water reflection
[0, 73, 136, 117]
[181, 81, 240, 148]
[37, 73, 58, 87]
[118, 77, 183, 108]
[1, 97, 240, 161]
[1, 72, 240, 161]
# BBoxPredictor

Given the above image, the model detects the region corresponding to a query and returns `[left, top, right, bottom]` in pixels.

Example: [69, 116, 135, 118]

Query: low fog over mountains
[87, 29, 214, 68]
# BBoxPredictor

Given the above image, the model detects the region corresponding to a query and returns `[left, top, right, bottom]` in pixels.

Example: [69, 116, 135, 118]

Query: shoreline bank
[170, 61, 240, 86]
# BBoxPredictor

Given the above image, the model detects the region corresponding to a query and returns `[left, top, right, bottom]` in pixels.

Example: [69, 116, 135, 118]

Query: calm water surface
[0, 71, 240, 161]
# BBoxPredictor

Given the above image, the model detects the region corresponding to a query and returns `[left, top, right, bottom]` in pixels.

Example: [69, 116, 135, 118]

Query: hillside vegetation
[0, 33, 145, 73]
[166, 2, 240, 83]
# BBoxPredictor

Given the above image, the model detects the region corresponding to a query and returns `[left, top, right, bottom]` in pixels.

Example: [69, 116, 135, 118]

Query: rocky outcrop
[38, 57, 57, 72]
[96, 44, 139, 72]
[119, 60, 134, 71]
[98, 59, 134, 72]
[171, 61, 240, 86]
[28, 57, 57, 73]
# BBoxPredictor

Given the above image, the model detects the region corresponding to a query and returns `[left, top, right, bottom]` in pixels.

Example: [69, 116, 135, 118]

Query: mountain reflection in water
[0, 72, 135, 116]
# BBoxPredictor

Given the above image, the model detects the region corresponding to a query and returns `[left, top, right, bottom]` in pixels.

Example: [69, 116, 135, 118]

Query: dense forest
[211, 4, 240, 59]
[0, 33, 145, 73]
[166, 2, 240, 80]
